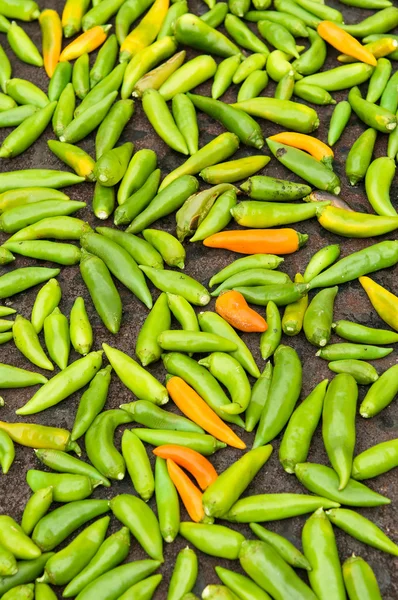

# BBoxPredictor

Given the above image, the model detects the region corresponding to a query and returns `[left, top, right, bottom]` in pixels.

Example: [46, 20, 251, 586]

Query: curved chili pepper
[234, 53, 266, 84]
[365, 157, 396, 216]
[360, 365, 398, 418]
[13, 315, 53, 371]
[269, 132, 333, 168]
[35, 448, 110, 488]
[200, 2, 228, 28]
[216, 565, 284, 600]
[167, 459, 212, 524]
[154, 445, 217, 490]
[258, 19, 298, 57]
[237, 69, 269, 102]
[214, 290, 267, 332]
[360, 275, 398, 331]
[225, 14, 269, 55]
[232, 200, 329, 228]
[292, 28, 326, 76]
[0, 267, 60, 300]
[317, 205, 398, 237]
[27, 470, 93, 503]
[199, 352, 251, 414]
[303, 244, 340, 282]
[7, 21, 43, 67]
[133, 50, 186, 98]
[136, 293, 171, 366]
[346, 127, 377, 186]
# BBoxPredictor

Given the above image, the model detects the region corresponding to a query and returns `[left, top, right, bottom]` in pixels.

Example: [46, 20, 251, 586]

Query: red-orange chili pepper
[166, 458, 212, 523]
[154, 445, 218, 490]
[215, 290, 268, 332]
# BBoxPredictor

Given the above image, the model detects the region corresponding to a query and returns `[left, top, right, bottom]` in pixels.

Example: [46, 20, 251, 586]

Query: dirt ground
[0, 0, 397, 597]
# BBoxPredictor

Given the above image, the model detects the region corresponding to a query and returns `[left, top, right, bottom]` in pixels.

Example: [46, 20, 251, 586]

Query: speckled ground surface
[0, 0, 397, 597]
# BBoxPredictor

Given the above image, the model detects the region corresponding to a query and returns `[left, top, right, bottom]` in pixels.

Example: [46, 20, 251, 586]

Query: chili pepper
[239, 540, 316, 600]
[154, 456, 180, 543]
[166, 548, 197, 600]
[158, 331, 236, 353]
[160, 55, 218, 103]
[204, 229, 308, 256]
[82, 0, 125, 31]
[0, 554, 54, 597]
[2, 585, 34, 600]
[236, 99, 320, 136]
[156, 446, 216, 492]
[143, 89, 189, 155]
[349, 85, 397, 133]
[122, 430, 154, 501]
[6, 78, 48, 108]
[21, 487, 53, 538]
[7, 21, 43, 67]
[320, 205, 398, 237]
[343, 556, 382, 600]
[233, 54, 266, 85]
[171, 93, 198, 156]
[115, 171, 161, 227]
[353, 438, 398, 480]
[158, 0, 188, 39]
[249, 524, 309, 572]
[167, 459, 213, 523]
[274, 70, 295, 100]
[69, 297, 93, 356]
[199, 352, 250, 414]
[303, 286, 337, 347]
[317, 21, 375, 66]
[269, 132, 333, 168]
[254, 345, 302, 448]
[291, 29, 326, 78]
[94, 142, 134, 187]
[119, 0, 169, 61]
[327, 101, 351, 146]
[0, 517, 41, 560]
[203, 586, 239, 600]
[12, 314, 53, 371]
[0, 318, 13, 332]
[62, 0, 90, 37]
[122, 400, 203, 434]
[241, 177, 309, 203]
[0, 267, 60, 300]
[333, 320, 398, 345]
[295, 462, 390, 506]
[96, 227, 163, 269]
[52, 83, 75, 138]
[303, 245, 340, 283]
[0, 0, 39, 20]
[133, 50, 186, 98]
[17, 351, 103, 416]
[210, 255, 283, 288]
[0, 542, 17, 576]
[80, 250, 122, 334]
[200, 2, 227, 28]
[214, 288, 269, 330]
[0, 425, 14, 475]
[116, 0, 154, 44]
[216, 570, 270, 600]
[68, 560, 161, 600]
[103, 343, 168, 405]
[258, 19, 299, 58]
[201, 157, 268, 186]
[274, 0, 319, 27]
[85, 410, 133, 480]
[35, 448, 110, 488]
[232, 200, 328, 228]
[135, 293, 171, 366]
[0, 200, 86, 235]
[63, 527, 130, 597]
[0, 248, 14, 265]
[345, 129, 377, 186]
[60, 90, 118, 143]
[189, 189, 236, 242]
[179, 523, 244, 560]
[245, 364, 273, 435]
[34, 584, 57, 600]
[139, 266, 209, 306]
[95, 99, 134, 158]
[27, 470, 93, 502]
[48, 62, 72, 102]
[118, 149, 157, 205]
[237, 70, 268, 102]
[317, 342, 393, 361]
[365, 157, 396, 217]
[111, 494, 163, 560]
[236, 282, 310, 307]
[299, 63, 373, 91]
[119, 575, 163, 600]
[0, 188, 68, 212]
[167, 293, 198, 333]
[294, 82, 335, 106]
[48, 140, 95, 181]
[0, 100, 56, 158]
[341, 6, 398, 37]
[0, 105, 39, 128]
[360, 364, 398, 418]
[329, 360, 378, 384]
[39, 10, 62, 78]
[0, 44, 10, 94]
[60, 25, 111, 61]
[92, 183, 114, 220]
[76, 63, 126, 116]
[72, 53, 90, 99]
[366, 58, 392, 104]
[0, 306, 15, 317]
[174, 13, 239, 59]
[0, 421, 79, 454]
[89, 35, 117, 89]
[281, 273, 308, 336]
[71, 365, 112, 442]
[339, 37, 398, 63]
[223, 15, 268, 55]
[247, 10, 304, 35]
[139, 426, 227, 455]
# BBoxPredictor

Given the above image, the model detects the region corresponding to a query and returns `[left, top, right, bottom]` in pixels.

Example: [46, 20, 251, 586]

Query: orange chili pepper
[317, 21, 377, 67]
[269, 132, 334, 169]
[39, 9, 62, 77]
[204, 229, 308, 255]
[166, 376, 246, 450]
[215, 290, 268, 333]
[119, 0, 169, 62]
[153, 445, 218, 490]
[59, 24, 111, 61]
[166, 458, 211, 523]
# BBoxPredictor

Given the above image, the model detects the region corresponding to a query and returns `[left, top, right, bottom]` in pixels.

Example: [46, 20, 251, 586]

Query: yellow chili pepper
[119, 0, 170, 62]
[269, 132, 334, 168]
[338, 37, 398, 64]
[62, 0, 91, 38]
[359, 276, 398, 331]
[59, 24, 111, 62]
[39, 9, 62, 77]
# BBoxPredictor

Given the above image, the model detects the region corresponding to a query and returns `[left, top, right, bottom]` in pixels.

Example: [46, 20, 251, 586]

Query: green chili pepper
[31, 279, 61, 336]
[239, 540, 317, 600]
[230, 492, 340, 522]
[133, 50, 186, 98]
[96, 227, 163, 269]
[0, 267, 60, 300]
[199, 352, 250, 414]
[43, 308, 70, 371]
[85, 410, 133, 481]
[160, 133, 240, 190]
[247, 10, 307, 36]
[35, 583, 57, 600]
[27, 470, 93, 502]
[0, 554, 54, 597]
[82, 0, 124, 30]
[159, 53, 217, 101]
[303, 245, 340, 283]
[317, 343, 392, 361]
[0, 93, 15, 111]
[16, 351, 103, 416]
[366, 57, 391, 103]
[81, 231, 152, 308]
[352, 438, 398, 480]
[21, 487, 53, 538]
[210, 255, 283, 287]
[281, 380, 326, 475]
[179, 522, 244, 560]
[0, 105, 39, 128]
[158, 0, 188, 39]
[89, 34, 118, 88]
[118, 149, 157, 205]
[228, 0, 249, 17]
[215, 567, 272, 600]
[328, 101, 351, 146]
[294, 82, 336, 105]
[119, 575, 163, 600]
[0, 306, 15, 317]
[254, 345, 301, 448]
[300, 63, 374, 91]
[234, 97, 319, 133]
[142, 428, 227, 455]
[0, 101, 56, 158]
[329, 359, 378, 385]
[110, 494, 163, 561]
[0, 318, 13, 332]
[245, 363, 273, 434]
[0, 200, 85, 234]
[167, 293, 199, 333]
[48, 140, 95, 181]
[0, 187, 68, 212]
[60, 90, 118, 143]
[172, 93, 198, 155]
[154, 456, 180, 543]
[122, 429, 154, 501]
[52, 82, 75, 138]
[143, 88, 189, 154]
[274, 70, 295, 100]
[63, 527, 130, 598]
[121, 37, 178, 99]
[203, 446, 272, 519]
[139, 266, 210, 306]
[70, 297, 93, 356]
[0, 517, 40, 560]
[258, 19, 298, 58]
[121, 399, 203, 433]
[94, 142, 134, 187]
[237, 70, 268, 102]
[115, 0, 153, 43]
[282, 273, 308, 335]
[92, 183, 115, 220]
[343, 556, 382, 600]
[241, 176, 309, 201]
[346, 127, 376, 185]
[360, 364, 398, 417]
[71, 365, 112, 441]
[6, 78, 48, 108]
[75, 63, 126, 117]
[95, 100, 134, 160]
[0, 247, 14, 265]
[250, 523, 310, 571]
[198, 311, 260, 378]
[291, 28, 326, 77]
[0, 0, 39, 20]
[0, 427, 14, 475]
[332, 320, 398, 344]
[365, 156, 396, 216]
[167, 547, 197, 600]
[35, 448, 110, 488]
[379, 69, 398, 113]
[190, 190, 237, 242]
[135, 294, 171, 366]
[349, 86, 396, 132]
[327, 508, 398, 556]
[340, 6, 398, 37]
[175, 14, 240, 57]
[159, 331, 236, 353]
[295, 462, 390, 506]
[236, 282, 310, 307]
[234, 54, 267, 85]
[302, 508, 345, 600]
[201, 157, 268, 184]
[303, 287, 337, 347]
[0, 43, 11, 94]
[0, 542, 17, 576]
[7, 21, 43, 67]
[200, 2, 227, 27]
[211, 269, 290, 296]
[114, 170, 160, 226]
[80, 250, 122, 334]
[72, 53, 89, 99]
[2, 585, 34, 600]
[103, 343, 169, 405]
[225, 15, 269, 55]
[259, 301, 281, 360]
[232, 200, 328, 228]
[274, 0, 320, 27]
